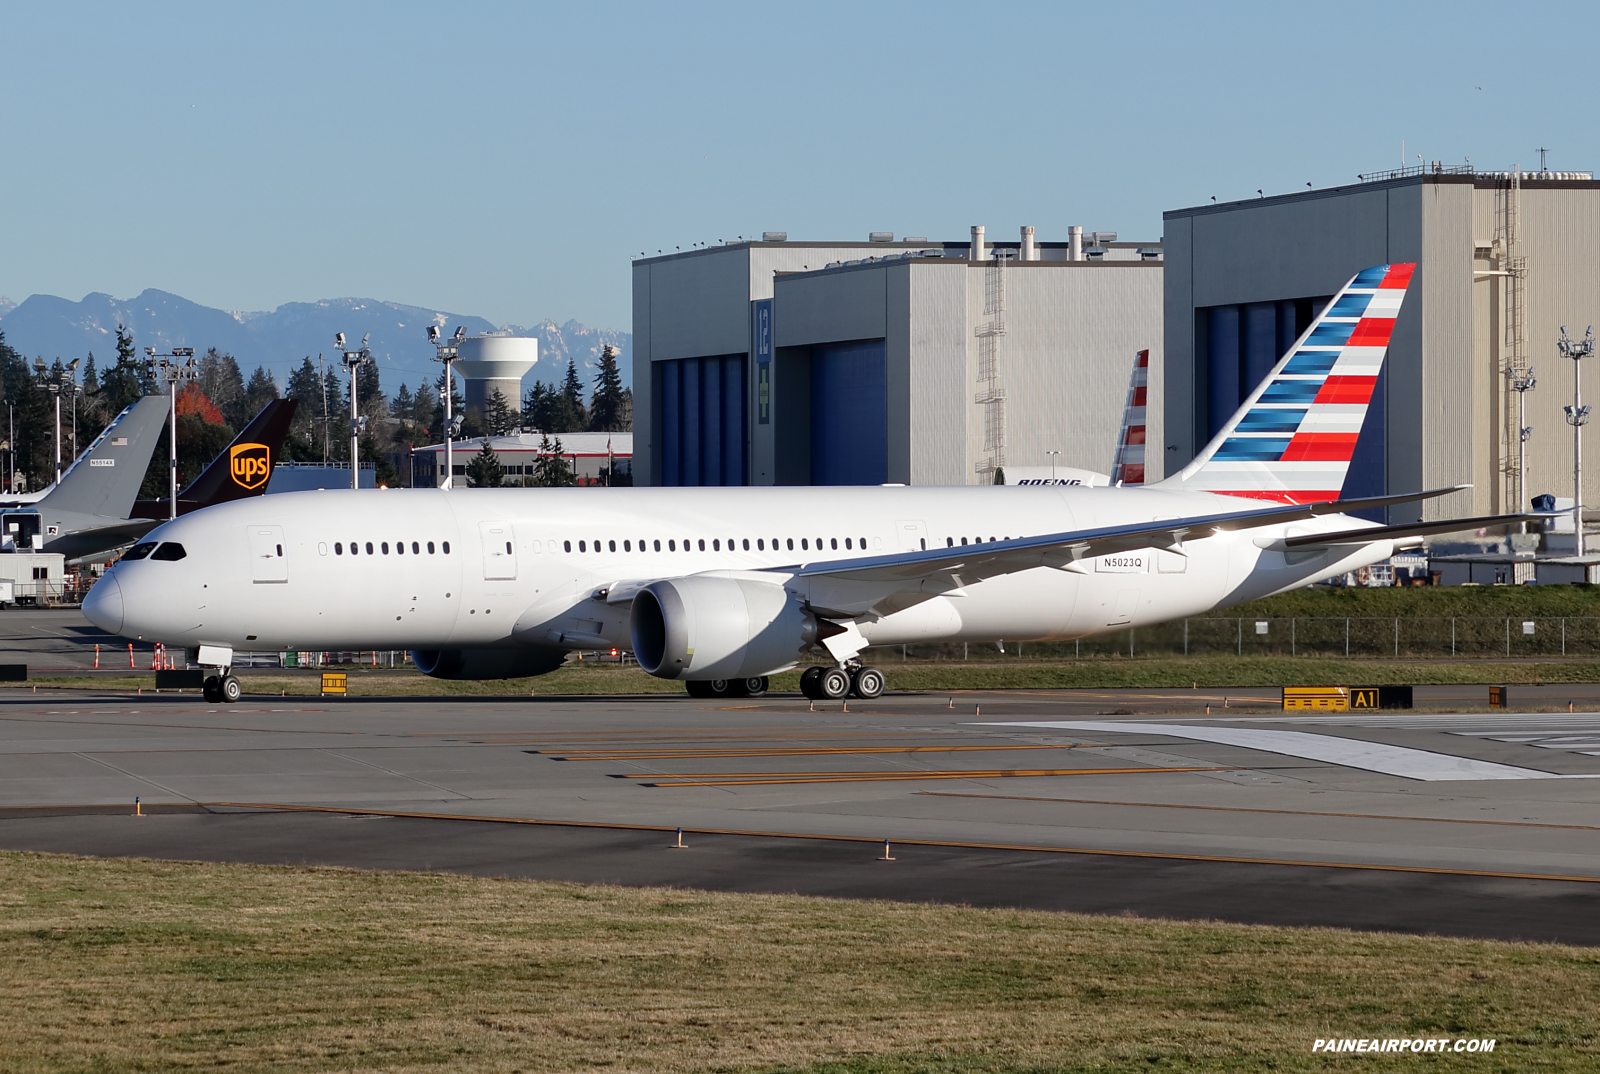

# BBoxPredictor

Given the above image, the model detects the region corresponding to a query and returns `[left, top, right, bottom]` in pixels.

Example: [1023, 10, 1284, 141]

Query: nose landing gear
[202, 672, 243, 704]
[799, 662, 884, 701]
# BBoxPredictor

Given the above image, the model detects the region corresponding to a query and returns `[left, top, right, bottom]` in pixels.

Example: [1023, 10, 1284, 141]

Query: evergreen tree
[545, 360, 586, 432]
[530, 434, 576, 487]
[522, 381, 553, 431]
[322, 364, 349, 460]
[243, 365, 279, 419]
[486, 388, 518, 436]
[81, 353, 99, 396]
[357, 357, 382, 407]
[282, 357, 324, 462]
[588, 344, 627, 431]
[99, 324, 147, 416]
[393, 382, 414, 420]
[199, 348, 247, 426]
[466, 442, 504, 488]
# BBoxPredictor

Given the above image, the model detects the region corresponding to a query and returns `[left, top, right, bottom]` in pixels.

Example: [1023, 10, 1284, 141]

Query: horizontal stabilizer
[1283, 512, 1544, 548]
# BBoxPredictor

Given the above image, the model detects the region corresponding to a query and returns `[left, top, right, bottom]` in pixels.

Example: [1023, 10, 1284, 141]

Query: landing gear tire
[818, 667, 851, 700]
[799, 666, 825, 700]
[685, 679, 732, 699]
[731, 676, 768, 698]
[202, 675, 222, 704]
[850, 666, 885, 699]
[219, 674, 243, 704]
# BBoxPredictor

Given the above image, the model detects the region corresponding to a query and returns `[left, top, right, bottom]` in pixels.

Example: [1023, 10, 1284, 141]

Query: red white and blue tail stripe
[1162, 263, 1415, 504]
[1111, 349, 1149, 485]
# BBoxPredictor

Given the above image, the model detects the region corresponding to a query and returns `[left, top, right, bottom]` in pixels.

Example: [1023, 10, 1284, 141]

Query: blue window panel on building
[722, 358, 747, 484]
[1276, 300, 1300, 358]
[1243, 302, 1279, 394]
[1206, 305, 1241, 441]
[660, 360, 681, 486]
[811, 339, 887, 485]
[680, 358, 702, 485]
[701, 357, 722, 486]
[656, 355, 749, 486]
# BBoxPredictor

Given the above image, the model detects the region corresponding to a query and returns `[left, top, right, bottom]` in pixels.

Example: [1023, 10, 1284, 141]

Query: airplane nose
[83, 574, 124, 634]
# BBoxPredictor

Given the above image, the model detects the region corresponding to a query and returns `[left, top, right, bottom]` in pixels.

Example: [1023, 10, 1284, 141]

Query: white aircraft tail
[1157, 262, 1415, 504]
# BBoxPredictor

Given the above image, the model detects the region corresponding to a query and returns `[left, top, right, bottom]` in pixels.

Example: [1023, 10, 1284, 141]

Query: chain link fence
[869, 617, 1600, 662]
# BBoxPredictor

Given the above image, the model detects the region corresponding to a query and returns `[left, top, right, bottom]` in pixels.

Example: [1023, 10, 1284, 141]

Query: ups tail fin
[131, 397, 298, 519]
[39, 396, 170, 519]
[1110, 349, 1149, 485]
[1158, 262, 1415, 504]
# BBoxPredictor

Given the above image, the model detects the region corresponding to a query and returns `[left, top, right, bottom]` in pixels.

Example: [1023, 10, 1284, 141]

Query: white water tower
[453, 334, 538, 422]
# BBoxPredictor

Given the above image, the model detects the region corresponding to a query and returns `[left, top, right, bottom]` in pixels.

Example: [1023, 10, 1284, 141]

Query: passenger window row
[334, 540, 450, 556]
[946, 536, 1010, 546]
[560, 536, 871, 554]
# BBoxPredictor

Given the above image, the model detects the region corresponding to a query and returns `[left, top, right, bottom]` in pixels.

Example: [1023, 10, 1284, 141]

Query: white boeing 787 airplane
[84, 263, 1528, 703]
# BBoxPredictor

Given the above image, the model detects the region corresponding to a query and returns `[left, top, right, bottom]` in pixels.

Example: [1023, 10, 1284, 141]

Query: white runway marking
[982, 721, 1600, 781]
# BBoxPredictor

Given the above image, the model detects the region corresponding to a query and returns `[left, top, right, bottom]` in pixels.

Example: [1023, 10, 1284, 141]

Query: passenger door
[248, 525, 288, 583]
[895, 519, 929, 552]
[480, 521, 517, 580]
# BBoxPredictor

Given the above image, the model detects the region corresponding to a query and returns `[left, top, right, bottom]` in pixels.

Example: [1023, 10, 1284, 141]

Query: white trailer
[0, 553, 67, 606]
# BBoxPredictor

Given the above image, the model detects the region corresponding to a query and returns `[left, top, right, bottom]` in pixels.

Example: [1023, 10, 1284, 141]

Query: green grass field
[2, 849, 1592, 1072]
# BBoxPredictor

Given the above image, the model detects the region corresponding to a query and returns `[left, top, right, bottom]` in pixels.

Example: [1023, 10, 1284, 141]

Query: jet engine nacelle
[630, 574, 805, 680]
[409, 646, 568, 680]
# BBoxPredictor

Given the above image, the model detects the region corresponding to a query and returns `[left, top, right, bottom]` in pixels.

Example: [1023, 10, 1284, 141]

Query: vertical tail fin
[1110, 349, 1149, 485]
[38, 396, 170, 519]
[1159, 262, 1415, 504]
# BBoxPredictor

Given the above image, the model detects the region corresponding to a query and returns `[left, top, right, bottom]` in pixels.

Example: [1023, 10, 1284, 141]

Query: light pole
[428, 325, 464, 489]
[145, 347, 198, 520]
[33, 357, 80, 486]
[1562, 327, 1596, 556]
[334, 333, 372, 490]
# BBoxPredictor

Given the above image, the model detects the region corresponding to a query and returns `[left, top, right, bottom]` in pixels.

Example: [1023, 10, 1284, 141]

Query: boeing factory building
[632, 231, 1163, 487]
[1164, 166, 1600, 524]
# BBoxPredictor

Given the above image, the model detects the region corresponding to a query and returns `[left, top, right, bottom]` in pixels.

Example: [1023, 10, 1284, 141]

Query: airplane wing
[1281, 512, 1543, 548]
[778, 486, 1470, 618]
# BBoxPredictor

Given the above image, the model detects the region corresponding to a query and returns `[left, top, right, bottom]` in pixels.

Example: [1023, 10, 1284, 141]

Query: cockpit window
[123, 542, 157, 561]
[150, 542, 187, 561]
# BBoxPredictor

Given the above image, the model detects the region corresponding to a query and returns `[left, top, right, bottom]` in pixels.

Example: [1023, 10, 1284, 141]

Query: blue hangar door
[657, 355, 747, 486]
[811, 339, 887, 485]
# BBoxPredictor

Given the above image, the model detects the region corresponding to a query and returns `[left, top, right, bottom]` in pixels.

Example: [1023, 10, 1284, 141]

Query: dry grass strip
[2, 849, 1598, 1072]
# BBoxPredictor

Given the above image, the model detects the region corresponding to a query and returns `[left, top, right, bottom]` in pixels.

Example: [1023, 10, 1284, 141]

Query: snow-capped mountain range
[0, 290, 631, 396]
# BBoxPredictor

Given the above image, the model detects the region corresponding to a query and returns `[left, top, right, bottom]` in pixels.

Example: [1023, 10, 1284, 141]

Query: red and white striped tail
[1111, 349, 1149, 486]
[1159, 263, 1415, 504]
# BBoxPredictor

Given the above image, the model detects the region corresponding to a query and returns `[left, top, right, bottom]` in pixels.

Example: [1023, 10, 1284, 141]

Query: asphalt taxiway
[4, 683, 1600, 943]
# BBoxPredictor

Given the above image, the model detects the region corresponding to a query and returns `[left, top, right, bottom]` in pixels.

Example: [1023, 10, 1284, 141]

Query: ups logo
[229, 443, 271, 490]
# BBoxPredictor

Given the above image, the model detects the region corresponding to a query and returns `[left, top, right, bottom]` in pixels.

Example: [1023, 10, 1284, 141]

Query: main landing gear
[202, 673, 243, 704]
[799, 663, 885, 701]
[685, 676, 769, 699]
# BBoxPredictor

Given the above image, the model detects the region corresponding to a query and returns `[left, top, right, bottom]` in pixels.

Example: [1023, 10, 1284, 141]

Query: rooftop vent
[1090, 231, 1118, 245]
[1085, 247, 1108, 260]
[868, 232, 894, 242]
[762, 231, 788, 242]
[903, 236, 928, 243]
[1139, 248, 1162, 261]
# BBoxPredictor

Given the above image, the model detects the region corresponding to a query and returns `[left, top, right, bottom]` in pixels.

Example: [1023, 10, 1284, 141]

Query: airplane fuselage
[87, 486, 1395, 665]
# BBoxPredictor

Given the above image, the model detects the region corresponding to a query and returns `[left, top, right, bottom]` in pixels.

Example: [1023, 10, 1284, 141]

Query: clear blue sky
[2, 0, 1594, 332]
